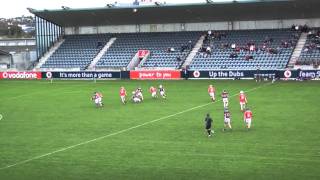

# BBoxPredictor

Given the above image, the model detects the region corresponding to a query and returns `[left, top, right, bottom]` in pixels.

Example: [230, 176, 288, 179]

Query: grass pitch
[0, 80, 319, 180]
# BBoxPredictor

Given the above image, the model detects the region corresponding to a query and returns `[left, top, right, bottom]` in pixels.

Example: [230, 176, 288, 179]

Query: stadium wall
[64, 18, 320, 34]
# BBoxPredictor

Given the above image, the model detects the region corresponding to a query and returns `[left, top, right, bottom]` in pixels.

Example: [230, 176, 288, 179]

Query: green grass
[0, 80, 319, 180]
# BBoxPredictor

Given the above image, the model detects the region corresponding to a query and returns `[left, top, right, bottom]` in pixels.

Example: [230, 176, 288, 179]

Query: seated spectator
[222, 43, 229, 49]
[249, 45, 256, 51]
[206, 46, 212, 55]
[97, 41, 103, 48]
[245, 55, 254, 61]
[268, 48, 278, 54]
[199, 46, 206, 53]
[231, 43, 236, 49]
[180, 44, 187, 52]
[281, 41, 289, 48]
[188, 40, 193, 49]
[167, 47, 175, 52]
[230, 52, 238, 58]
[176, 56, 182, 62]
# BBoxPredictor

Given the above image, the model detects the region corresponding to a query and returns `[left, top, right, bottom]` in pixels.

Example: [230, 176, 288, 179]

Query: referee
[205, 113, 214, 137]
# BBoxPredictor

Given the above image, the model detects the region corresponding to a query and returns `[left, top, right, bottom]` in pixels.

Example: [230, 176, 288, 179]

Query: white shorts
[133, 97, 141, 103]
[240, 102, 246, 106]
[160, 91, 165, 96]
[95, 98, 102, 104]
[224, 118, 231, 124]
[151, 92, 157, 97]
[209, 92, 215, 98]
[223, 98, 228, 103]
[121, 96, 125, 101]
[245, 118, 252, 125]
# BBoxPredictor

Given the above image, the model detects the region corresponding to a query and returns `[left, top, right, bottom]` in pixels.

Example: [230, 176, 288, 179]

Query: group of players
[205, 85, 253, 137]
[91, 84, 253, 138]
[91, 85, 166, 107]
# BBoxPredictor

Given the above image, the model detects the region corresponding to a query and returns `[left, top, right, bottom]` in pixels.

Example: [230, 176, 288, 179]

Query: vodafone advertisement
[130, 70, 181, 80]
[0, 72, 42, 79]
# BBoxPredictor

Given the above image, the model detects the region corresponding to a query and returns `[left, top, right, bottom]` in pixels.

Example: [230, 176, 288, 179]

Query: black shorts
[206, 125, 211, 130]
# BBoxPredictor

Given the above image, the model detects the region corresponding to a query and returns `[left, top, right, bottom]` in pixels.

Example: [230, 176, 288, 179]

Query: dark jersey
[221, 92, 228, 98]
[224, 112, 231, 119]
[205, 117, 213, 129]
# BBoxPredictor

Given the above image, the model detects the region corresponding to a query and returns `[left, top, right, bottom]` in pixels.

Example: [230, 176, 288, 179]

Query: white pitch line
[0, 82, 273, 170]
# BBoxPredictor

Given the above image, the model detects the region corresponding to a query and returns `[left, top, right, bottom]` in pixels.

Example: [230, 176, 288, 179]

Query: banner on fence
[130, 70, 181, 79]
[0, 71, 42, 79]
[41, 71, 121, 79]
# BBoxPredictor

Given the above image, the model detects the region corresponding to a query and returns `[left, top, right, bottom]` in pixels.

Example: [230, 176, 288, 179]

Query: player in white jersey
[136, 88, 144, 101]
[132, 91, 141, 103]
[223, 108, 232, 131]
[221, 90, 229, 108]
[91, 92, 103, 107]
[159, 85, 166, 99]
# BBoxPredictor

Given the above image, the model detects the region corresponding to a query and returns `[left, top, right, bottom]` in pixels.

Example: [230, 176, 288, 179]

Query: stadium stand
[95, 32, 201, 69]
[41, 34, 111, 70]
[39, 29, 304, 70]
[298, 28, 320, 66]
[189, 29, 300, 70]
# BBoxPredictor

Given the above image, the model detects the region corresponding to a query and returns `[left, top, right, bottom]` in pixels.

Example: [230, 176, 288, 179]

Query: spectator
[180, 44, 187, 52]
[206, 46, 212, 55]
[167, 47, 175, 52]
[245, 55, 254, 61]
[235, 47, 241, 53]
[230, 52, 238, 58]
[188, 40, 193, 49]
[97, 41, 103, 48]
[249, 45, 255, 51]
[268, 48, 278, 54]
[176, 56, 182, 62]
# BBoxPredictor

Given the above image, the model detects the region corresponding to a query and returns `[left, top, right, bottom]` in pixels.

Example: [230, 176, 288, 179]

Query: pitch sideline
[0, 82, 273, 170]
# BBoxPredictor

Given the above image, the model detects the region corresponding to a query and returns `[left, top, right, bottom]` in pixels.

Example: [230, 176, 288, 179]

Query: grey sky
[0, 0, 236, 18]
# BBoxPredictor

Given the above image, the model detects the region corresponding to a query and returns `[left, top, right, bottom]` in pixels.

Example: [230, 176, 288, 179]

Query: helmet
[240, 91, 244, 94]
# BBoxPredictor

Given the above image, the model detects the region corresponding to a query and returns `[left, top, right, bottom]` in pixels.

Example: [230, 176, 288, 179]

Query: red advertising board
[130, 70, 181, 80]
[0, 72, 42, 79]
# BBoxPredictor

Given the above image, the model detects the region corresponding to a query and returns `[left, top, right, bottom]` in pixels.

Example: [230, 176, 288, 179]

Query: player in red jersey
[120, 87, 127, 104]
[223, 108, 232, 131]
[149, 86, 158, 98]
[239, 91, 247, 111]
[91, 91, 103, 107]
[221, 90, 229, 108]
[208, 85, 216, 101]
[243, 108, 253, 130]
